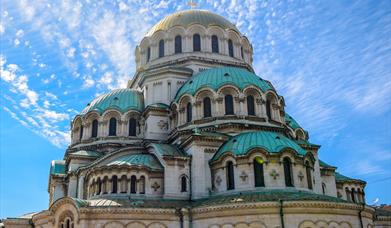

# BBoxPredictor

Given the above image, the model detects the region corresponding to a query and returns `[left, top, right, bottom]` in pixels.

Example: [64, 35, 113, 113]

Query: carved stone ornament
[270, 169, 279, 180]
[240, 171, 248, 182]
[215, 176, 222, 186]
[157, 120, 168, 130]
[298, 171, 304, 181]
[151, 182, 160, 191]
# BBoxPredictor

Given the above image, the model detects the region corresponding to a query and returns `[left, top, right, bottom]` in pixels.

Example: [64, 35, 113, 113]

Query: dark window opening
[283, 157, 294, 187]
[226, 161, 235, 190]
[175, 35, 182, 54]
[224, 95, 234, 115]
[129, 118, 137, 136]
[79, 126, 83, 141]
[147, 47, 151, 62]
[186, 102, 192, 123]
[159, 39, 164, 58]
[109, 117, 117, 136]
[130, 175, 137, 193]
[193, 34, 201, 51]
[212, 35, 219, 53]
[266, 99, 272, 120]
[91, 119, 98, 138]
[247, 95, 255, 115]
[181, 176, 187, 192]
[254, 157, 265, 187]
[306, 161, 313, 190]
[228, 39, 234, 57]
[203, 97, 212, 118]
[112, 175, 118, 193]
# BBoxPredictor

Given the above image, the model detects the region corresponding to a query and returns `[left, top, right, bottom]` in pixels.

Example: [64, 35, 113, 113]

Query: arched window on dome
[224, 95, 234, 115]
[253, 157, 265, 187]
[266, 99, 272, 120]
[322, 183, 326, 195]
[120, 175, 127, 193]
[241, 46, 244, 59]
[111, 175, 118, 193]
[147, 47, 151, 62]
[181, 176, 187, 192]
[175, 35, 182, 54]
[97, 177, 102, 195]
[203, 97, 212, 118]
[129, 118, 137, 136]
[247, 95, 255, 116]
[193, 34, 201, 52]
[212, 35, 219, 53]
[91, 119, 98, 138]
[228, 39, 234, 57]
[159, 39, 165, 58]
[283, 157, 294, 187]
[305, 161, 313, 190]
[186, 102, 192, 123]
[139, 176, 145, 194]
[79, 125, 83, 141]
[109, 117, 117, 136]
[226, 161, 235, 190]
[130, 175, 137, 193]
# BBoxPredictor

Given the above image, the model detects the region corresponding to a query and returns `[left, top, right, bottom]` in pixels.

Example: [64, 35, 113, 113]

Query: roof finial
[188, 0, 197, 9]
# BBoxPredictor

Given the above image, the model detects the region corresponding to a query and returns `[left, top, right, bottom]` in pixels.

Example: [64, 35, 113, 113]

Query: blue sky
[1, 0, 390, 218]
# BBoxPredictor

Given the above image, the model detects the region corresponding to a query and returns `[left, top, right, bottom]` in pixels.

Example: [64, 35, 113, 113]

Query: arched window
[241, 46, 244, 59]
[139, 176, 145, 194]
[159, 39, 164, 58]
[345, 187, 351, 201]
[351, 188, 356, 203]
[211, 35, 219, 53]
[228, 39, 234, 57]
[226, 161, 235, 190]
[253, 157, 265, 187]
[112, 175, 118, 193]
[97, 178, 102, 195]
[175, 35, 182, 54]
[79, 126, 83, 141]
[266, 99, 272, 120]
[102, 176, 108, 194]
[283, 157, 294, 187]
[203, 97, 211, 118]
[186, 102, 192, 123]
[193, 34, 201, 51]
[181, 176, 187, 192]
[247, 95, 255, 115]
[120, 175, 127, 193]
[91, 119, 98, 138]
[224, 95, 234, 115]
[109, 117, 117, 136]
[305, 161, 313, 190]
[129, 118, 137, 136]
[130, 175, 137, 193]
[147, 47, 151, 62]
[322, 183, 326, 195]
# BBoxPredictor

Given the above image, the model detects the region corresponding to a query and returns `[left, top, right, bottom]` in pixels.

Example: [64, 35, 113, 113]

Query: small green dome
[174, 67, 274, 102]
[211, 131, 306, 162]
[146, 10, 239, 37]
[81, 88, 144, 115]
[106, 154, 163, 171]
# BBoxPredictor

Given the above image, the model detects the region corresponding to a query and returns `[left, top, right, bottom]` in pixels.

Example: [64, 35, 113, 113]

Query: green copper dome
[174, 67, 274, 102]
[106, 154, 163, 171]
[81, 88, 144, 115]
[211, 131, 306, 162]
[146, 10, 239, 37]
[285, 113, 302, 130]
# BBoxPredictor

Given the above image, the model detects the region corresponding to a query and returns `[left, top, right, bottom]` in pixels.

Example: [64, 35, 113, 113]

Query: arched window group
[203, 97, 211, 118]
[226, 161, 235, 190]
[159, 39, 165, 58]
[193, 34, 201, 52]
[60, 217, 74, 228]
[211, 35, 219, 53]
[175, 35, 182, 54]
[109, 117, 117, 136]
[186, 102, 192, 123]
[283, 157, 294, 187]
[129, 118, 137, 136]
[224, 95, 234, 115]
[228, 39, 234, 57]
[92, 175, 146, 196]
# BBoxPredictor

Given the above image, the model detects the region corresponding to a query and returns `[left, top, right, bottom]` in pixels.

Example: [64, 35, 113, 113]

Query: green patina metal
[81, 88, 144, 115]
[174, 67, 274, 102]
[150, 143, 188, 157]
[284, 113, 301, 130]
[106, 154, 163, 171]
[50, 160, 66, 175]
[319, 160, 335, 168]
[69, 150, 102, 157]
[147, 103, 170, 109]
[335, 172, 364, 183]
[146, 10, 239, 36]
[211, 131, 307, 162]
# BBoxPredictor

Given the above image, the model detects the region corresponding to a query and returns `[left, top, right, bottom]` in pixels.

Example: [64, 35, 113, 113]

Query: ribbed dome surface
[174, 67, 274, 102]
[106, 154, 163, 171]
[211, 131, 306, 162]
[146, 10, 239, 36]
[81, 88, 144, 115]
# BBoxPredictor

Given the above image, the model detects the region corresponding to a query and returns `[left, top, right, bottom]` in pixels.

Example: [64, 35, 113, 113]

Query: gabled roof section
[50, 160, 66, 175]
[80, 88, 144, 115]
[174, 67, 274, 102]
[150, 143, 188, 157]
[335, 172, 366, 184]
[211, 131, 306, 162]
[106, 153, 163, 171]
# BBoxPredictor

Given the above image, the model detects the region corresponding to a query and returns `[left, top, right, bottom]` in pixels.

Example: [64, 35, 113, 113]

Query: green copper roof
[335, 172, 365, 183]
[150, 143, 188, 157]
[69, 150, 102, 157]
[106, 154, 163, 171]
[211, 131, 306, 162]
[146, 10, 239, 37]
[50, 160, 66, 175]
[81, 88, 144, 115]
[319, 160, 335, 168]
[147, 103, 170, 109]
[174, 67, 274, 102]
[285, 113, 302, 130]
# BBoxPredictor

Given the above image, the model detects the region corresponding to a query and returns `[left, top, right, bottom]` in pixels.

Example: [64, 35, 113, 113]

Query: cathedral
[4, 9, 391, 228]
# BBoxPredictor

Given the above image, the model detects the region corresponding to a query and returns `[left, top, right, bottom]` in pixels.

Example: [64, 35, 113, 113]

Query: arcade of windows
[89, 175, 146, 197]
[224, 157, 313, 191]
[146, 34, 243, 62]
